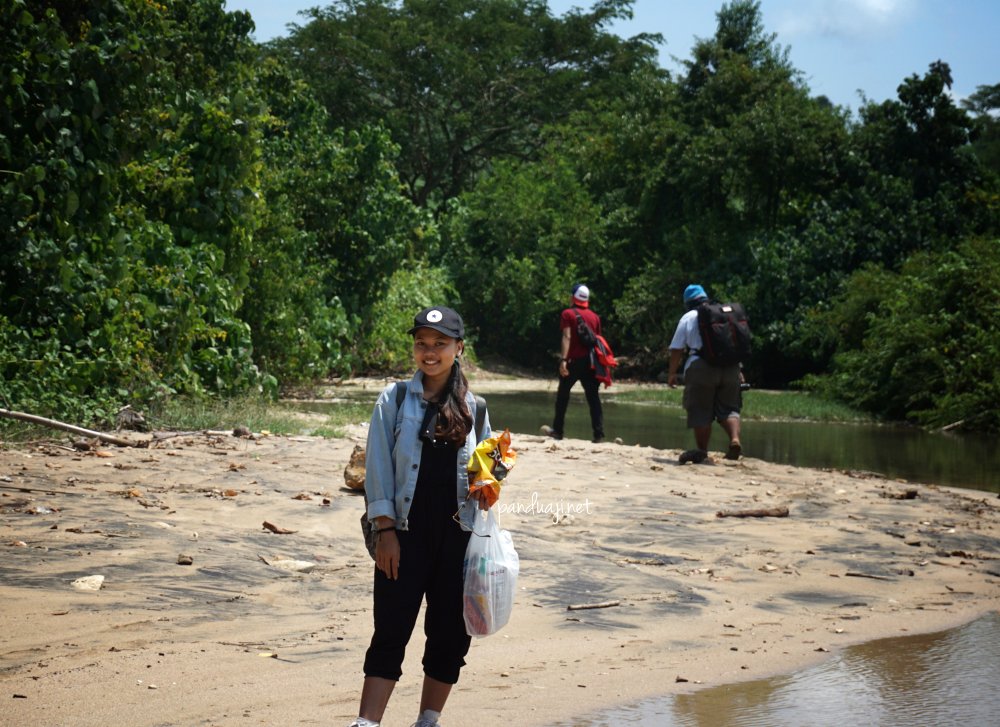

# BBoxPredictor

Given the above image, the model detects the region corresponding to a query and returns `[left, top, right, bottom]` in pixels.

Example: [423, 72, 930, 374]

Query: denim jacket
[364, 371, 491, 531]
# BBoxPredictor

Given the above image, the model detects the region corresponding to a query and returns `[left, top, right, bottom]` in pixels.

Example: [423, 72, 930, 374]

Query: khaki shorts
[682, 358, 742, 428]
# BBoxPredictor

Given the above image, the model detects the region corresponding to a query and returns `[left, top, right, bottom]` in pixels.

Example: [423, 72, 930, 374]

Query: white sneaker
[348, 719, 380, 727]
[411, 708, 442, 726]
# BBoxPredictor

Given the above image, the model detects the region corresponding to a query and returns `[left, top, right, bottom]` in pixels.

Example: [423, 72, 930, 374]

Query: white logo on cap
[427, 309, 443, 323]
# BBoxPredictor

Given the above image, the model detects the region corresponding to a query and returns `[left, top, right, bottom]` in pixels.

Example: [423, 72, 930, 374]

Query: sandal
[679, 448, 708, 465]
[725, 442, 742, 460]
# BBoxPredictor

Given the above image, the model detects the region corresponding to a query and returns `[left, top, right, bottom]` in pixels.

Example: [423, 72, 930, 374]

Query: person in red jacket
[541, 284, 605, 444]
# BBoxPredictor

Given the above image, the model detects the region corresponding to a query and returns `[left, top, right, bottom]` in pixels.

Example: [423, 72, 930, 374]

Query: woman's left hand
[470, 487, 492, 511]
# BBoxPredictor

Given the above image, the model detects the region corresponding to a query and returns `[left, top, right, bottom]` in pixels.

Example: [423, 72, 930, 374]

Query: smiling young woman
[411, 327, 463, 395]
[349, 306, 492, 727]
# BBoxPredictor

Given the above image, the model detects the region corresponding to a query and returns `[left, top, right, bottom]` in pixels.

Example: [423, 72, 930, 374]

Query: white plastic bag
[462, 508, 518, 637]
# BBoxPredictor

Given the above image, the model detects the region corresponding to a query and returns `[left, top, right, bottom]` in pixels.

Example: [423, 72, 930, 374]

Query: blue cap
[683, 284, 708, 304]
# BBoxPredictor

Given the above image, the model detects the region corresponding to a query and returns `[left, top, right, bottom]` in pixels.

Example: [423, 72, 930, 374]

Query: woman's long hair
[435, 359, 473, 446]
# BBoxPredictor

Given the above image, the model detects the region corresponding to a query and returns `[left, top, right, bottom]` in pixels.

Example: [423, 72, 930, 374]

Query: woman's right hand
[375, 530, 400, 580]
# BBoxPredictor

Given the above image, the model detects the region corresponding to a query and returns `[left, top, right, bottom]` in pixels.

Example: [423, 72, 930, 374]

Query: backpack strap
[395, 381, 488, 441]
[574, 309, 599, 347]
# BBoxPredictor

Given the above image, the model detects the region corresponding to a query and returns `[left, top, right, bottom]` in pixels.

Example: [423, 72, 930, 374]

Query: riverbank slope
[2, 382, 998, 726]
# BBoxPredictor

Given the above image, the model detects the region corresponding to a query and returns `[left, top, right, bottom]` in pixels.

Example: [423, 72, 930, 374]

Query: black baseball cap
[407, 306, 465, 339]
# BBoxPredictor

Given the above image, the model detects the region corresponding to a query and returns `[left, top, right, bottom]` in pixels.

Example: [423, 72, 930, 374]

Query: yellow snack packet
[467, 428, 516, 507]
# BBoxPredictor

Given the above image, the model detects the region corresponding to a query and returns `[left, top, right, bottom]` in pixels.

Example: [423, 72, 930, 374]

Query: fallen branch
[151, 430, 198, 442]
[0, 484, 89, 497]
[567, 600, 620, 611]
[716, 506, 789, 518]
[150, 428, 255, 444]
[0, 408, 138, 448]
[845, 571, 892, 581]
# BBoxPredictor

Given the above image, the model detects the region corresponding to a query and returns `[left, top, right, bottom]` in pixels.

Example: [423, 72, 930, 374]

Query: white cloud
[773, 0, 917, 41]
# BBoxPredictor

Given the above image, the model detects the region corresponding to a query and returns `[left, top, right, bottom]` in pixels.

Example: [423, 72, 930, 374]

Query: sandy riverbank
[2, 378, 998, 726]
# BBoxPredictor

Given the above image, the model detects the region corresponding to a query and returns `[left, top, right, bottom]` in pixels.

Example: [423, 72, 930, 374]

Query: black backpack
[696, 301, 752, 367]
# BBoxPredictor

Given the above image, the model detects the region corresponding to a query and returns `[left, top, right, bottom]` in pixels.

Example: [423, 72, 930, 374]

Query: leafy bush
[804, 238, 1000, 430]
[358, 264, 459, 373]
[441, 157, 608, 367]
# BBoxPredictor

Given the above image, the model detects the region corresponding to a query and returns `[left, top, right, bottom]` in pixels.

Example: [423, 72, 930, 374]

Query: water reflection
[482, 391, 999, 493]
[559, 612, 1000, 726]
[286, 389, 998, 492]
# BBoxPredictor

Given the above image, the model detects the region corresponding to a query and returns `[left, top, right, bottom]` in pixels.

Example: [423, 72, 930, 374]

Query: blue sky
[225, 0, 998, 111]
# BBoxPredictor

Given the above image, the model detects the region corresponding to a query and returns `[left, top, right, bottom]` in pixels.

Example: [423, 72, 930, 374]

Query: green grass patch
[1, 396, 378, 444]
[614, 387, 871, 423]
[740, 390, 872, 422]
[311, 401, 373, 438]
[0, 419, 55, 444]
[154, 396, 375, 438]
[151, 396, 307, 435]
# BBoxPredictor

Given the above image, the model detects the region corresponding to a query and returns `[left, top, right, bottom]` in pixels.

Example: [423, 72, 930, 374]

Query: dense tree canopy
[2, 0, 997, 432]
[275, 0, 663, 206]
[1, 0, 426, 421]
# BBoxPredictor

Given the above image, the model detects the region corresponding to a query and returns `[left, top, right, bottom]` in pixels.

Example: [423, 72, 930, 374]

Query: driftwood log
[566, 600, 621, 611]
[716, 506, 789, 519]
[0, 408, 138, 447]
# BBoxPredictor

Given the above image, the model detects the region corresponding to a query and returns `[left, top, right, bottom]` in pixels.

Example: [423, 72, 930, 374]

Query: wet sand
[2, 377, 999, 726]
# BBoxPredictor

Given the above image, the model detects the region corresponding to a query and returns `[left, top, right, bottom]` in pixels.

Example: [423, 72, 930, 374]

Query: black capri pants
[363, 441, 472, 684]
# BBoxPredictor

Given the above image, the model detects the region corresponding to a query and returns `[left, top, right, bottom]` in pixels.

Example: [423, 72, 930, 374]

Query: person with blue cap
[541, 283, 605, 443]
[667, 284, 743, 463]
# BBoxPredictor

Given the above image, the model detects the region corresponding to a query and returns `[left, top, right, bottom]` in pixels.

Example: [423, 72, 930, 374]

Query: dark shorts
[682, 358, 742, 428]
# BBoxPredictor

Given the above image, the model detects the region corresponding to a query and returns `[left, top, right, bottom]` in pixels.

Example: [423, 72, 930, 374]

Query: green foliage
[804, 238, 1000, 430]
[358, 263, 458, 373]
[2, 0, 274, 424]
[612, 257, 688, 373]
[963, 82, 1000, 183]
[2, 0, 998, 435]
[855, 62, 975, 202]
[277, 0, 662, 206]
[247, 57, 431, 381]
[442, 156, 608, 365]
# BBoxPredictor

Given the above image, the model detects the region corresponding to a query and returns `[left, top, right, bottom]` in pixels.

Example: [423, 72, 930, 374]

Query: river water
[485, 391, 999, 726]
[557, 612, 1000, 727]
[294, 388, 997, 491]
[480, 391, 998, 493]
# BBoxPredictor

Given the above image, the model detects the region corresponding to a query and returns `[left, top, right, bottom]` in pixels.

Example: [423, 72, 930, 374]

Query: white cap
[572, 284, 590, 302]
